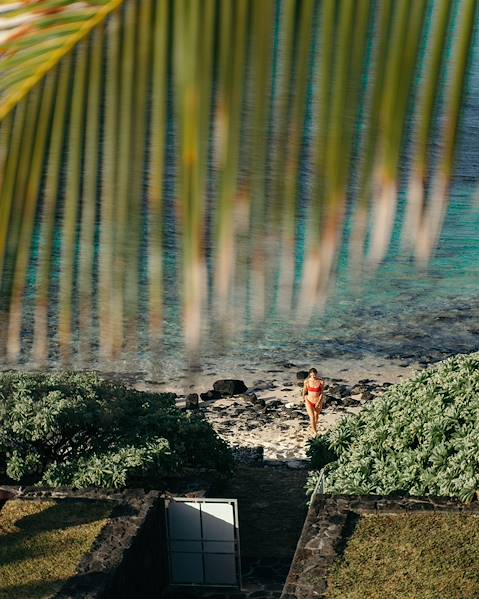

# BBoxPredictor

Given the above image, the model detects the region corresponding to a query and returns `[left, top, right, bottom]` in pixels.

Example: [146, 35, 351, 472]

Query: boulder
[326, 383, 350, 398]
[343, 397, 360, 407]
[200, 389, 222, 401]
[185, 393, 199, 410]
[350, 383, 370, 394]
[266, 399, 283, 409]
[240, 393, 266, 409]
[296, 370, 309, 386]
[213, 379, 248, 396]
[325, 395, 343, 406]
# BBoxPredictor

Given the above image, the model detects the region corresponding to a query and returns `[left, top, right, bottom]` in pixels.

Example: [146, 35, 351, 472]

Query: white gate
[165, 497, 241, 588]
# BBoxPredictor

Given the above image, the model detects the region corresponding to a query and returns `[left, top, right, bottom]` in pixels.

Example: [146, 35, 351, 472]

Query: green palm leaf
[0, 0, 122, 117]
[0, 0, 476, 365]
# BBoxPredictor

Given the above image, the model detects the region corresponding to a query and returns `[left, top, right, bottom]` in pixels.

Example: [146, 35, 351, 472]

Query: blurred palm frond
[0, 0, 476, 366]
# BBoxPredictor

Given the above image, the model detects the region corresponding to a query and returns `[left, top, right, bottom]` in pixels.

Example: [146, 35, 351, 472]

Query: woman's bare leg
[305, 400, 317, 434]
[313, 401, 323, 431]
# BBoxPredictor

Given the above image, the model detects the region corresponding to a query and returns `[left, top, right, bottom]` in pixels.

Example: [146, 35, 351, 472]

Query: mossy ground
[0, 499, 112, 599]
[327, 513, 479, 599]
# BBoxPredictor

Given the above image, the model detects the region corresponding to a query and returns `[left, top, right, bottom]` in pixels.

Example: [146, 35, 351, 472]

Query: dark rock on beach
[296, 370, 309, 386]
[241, 393, 266, 409]
[185, 393, 199, 409]
[350, 383, 370, 394]
[361, 390, 375, 401]
[325, 395, 343, 407]
[343, 397, 361, 407]
[200, 389, 222, 401]
[213, 379, 248, 396]
[326, 383, 350, 398]
[266, 399, 283, 409]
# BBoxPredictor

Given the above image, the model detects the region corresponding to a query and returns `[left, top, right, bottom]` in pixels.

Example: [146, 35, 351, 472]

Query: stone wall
[281, 494, 479, 599]
[1, 486, 168, 599]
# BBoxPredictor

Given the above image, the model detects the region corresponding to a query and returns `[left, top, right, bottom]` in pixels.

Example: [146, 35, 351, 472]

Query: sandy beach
[134, 354, 424, 465]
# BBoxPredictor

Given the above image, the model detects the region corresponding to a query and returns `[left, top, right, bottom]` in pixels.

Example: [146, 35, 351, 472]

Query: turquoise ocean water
[8, 3, 479, 373]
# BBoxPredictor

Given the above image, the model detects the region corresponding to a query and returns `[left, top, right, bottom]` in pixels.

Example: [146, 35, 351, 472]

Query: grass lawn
[0, 499, 112, 599]
[327, 513, 479, 599]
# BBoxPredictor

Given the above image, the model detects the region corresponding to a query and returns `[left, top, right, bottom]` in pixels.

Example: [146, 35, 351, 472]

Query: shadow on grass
[335, 511, 360, 559]
[0, 500, 113, 569]
[13, 500, 114, 533]
[1, 570, 114, 599]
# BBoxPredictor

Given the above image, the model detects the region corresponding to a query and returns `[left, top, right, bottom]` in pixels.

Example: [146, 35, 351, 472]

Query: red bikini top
[307, 380, 323, 393]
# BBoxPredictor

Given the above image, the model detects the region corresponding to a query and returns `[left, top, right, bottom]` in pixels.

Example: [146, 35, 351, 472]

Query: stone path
[158, 369, 405, 598]
[163, 466, 308, 599]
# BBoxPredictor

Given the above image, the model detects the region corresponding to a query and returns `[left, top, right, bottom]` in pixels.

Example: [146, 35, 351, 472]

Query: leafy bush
[307, 434, 338, 470]
[308, 353, 479, 502]
[0, 371, 232, 488]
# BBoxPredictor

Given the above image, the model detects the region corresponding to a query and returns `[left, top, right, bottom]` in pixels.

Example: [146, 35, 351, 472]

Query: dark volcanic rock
[325, 395, 343, 406]
[200, 389, 222, 401]
[296, 370, 309, 381]
[350, 383, 370, 394]
[185, 393, 199, 409]
[326, 383, 350, 398]
[213, 379, 248, 396]
[266, 399, 284, 409]
[343, 397, 361, 407]
[240, 393, 266, 409]
[296, 370, 309, 386]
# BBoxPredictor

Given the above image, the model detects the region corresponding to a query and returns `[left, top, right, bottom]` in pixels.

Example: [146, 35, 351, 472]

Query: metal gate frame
[165, 497, 242, 589]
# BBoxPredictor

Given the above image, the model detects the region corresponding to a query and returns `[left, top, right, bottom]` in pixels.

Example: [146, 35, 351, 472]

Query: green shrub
[307, 434, 337, 470]
[0, 371, 232, 488]
[307, 353, 479, 502]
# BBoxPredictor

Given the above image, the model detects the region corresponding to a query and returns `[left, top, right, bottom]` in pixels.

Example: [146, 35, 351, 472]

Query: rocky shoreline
[194, 374, 390, 465]
[1, 351, 451, 468]
[133, 354, 431, 468]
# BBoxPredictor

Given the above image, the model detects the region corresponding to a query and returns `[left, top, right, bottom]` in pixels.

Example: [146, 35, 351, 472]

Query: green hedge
[0, 371, 232, 488]
[307, 353, 479, 502]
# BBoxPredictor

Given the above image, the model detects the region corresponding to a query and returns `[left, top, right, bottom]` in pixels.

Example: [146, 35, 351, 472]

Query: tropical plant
[0, 0, 477, 365]
[0, 371, 233, 488]
[307, 352, 479, 502]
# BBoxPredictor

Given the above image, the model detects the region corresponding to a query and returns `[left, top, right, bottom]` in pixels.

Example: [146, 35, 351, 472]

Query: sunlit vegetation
[0, 1, 476, 365]
[307, 353, 479, 502]
[0, 371, 232, 488]
[0, 499, 112, 599]
[326, 513, 479, 599]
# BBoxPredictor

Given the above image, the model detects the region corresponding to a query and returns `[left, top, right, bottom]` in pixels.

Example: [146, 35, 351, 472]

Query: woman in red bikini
[303, 367, 325, 435]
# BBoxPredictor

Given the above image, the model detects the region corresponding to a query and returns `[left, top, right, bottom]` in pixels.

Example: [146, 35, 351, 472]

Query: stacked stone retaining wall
[281, 494, 479, 599]
[1, 486, 167, 599]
